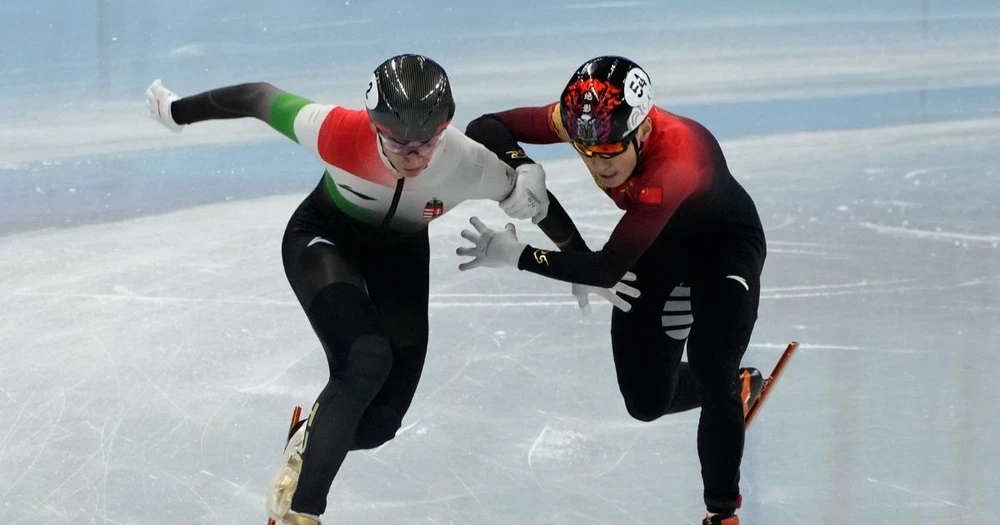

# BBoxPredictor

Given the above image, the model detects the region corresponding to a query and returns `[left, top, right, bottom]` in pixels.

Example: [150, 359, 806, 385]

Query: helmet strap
[627, 135, 644, 179]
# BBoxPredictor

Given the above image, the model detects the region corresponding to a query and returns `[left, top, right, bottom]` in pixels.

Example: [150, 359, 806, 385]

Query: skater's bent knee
[349, 334, 393, 380]
[354, 406, 402, 449]
[341, 334, 393, 401]
[623, 399, 664, 422]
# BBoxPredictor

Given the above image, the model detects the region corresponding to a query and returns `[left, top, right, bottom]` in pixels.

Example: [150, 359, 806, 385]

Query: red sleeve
[516, 156, 703, 287]
[491, 103, 566, 145]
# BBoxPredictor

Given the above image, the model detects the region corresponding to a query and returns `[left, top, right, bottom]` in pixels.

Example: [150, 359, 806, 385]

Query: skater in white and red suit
[145, 54, 632, 525]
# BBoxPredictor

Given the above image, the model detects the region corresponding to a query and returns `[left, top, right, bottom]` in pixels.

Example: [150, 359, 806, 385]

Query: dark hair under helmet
[559, 56, 653, 146]
[365, 54, 455, 143]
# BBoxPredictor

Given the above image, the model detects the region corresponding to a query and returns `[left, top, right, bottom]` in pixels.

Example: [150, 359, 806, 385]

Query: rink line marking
[762, 279, 913, 292]
[751, 342, 862, 351]
[866, 478, 965, 508]
[759, 280, 987, 300]
[751, 342, 923, 354]
[768, 240, 866, 249]
[768, 248, 853, 258]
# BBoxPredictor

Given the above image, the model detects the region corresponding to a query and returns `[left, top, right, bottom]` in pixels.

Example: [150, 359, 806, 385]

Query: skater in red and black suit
[458, 56, 767, 525]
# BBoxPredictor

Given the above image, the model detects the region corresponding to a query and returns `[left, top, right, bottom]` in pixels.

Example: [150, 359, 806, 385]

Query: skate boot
[703, 512, 739, 525]
[739, 367, 763, 418]
[283, 510, 321, 525]
[267, 419, 307, 522]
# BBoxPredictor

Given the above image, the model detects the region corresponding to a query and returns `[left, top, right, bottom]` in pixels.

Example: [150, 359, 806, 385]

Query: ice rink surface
[1, 1, 998, 523]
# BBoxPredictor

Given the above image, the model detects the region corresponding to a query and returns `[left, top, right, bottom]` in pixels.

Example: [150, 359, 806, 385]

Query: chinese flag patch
[637, 186, 663, 205]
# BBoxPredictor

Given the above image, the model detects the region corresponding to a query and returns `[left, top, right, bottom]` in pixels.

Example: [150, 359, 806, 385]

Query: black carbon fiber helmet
[559, 56, 653, 146]
[365, 54, 455, 143]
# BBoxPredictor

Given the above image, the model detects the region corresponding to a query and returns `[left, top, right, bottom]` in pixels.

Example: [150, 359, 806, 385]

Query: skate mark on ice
[1, 394, 67, 500]
[34, 438, 105, 512]
[901, 165, 980, 180]
[866, 478, 967, 509]
[239, 350, 322, 394]
[593, 431, 640, 478]
[559, 483, 650, 525]
[161, 469, 224, 525]
[451, 471, 483, 507]
[199, 469, 244, 490]
[527, 424, 550, 484]
[503, 354, 537, 377]
[765, 215, 797, 232]
[199, 393, 237, 462]
[423, 354, 474, 402]
[859, 222, 1000, 246]
[367, 418, 423, 457]
[130, 364, 191, 419]
[141, 420, 189, 460]
[426, 298, 506, 402]
[776, 504, 807, 524]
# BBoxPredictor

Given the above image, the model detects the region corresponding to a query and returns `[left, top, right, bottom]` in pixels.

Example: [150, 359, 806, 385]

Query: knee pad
[353, 405, 403, 449]
[307, 283, 394, 399]
[307, 283, 385, 356]
[339, 334, 393, 403]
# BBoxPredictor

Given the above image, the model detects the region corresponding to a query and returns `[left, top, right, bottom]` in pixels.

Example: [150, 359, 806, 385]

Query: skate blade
[744, 341, 798, 431]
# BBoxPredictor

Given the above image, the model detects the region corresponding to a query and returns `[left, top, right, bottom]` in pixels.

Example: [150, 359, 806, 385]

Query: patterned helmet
[559, 56, 653, 146]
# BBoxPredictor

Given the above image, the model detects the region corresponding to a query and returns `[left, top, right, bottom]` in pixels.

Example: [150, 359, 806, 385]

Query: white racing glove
[571, 272, 641, 314]
[456, 217, 526, 271]
[144, 79, 185, 132]
[500, 164, 549, 224]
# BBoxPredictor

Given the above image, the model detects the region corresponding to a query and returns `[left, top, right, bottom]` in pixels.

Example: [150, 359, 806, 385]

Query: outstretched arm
[459, 152, 703, 289]
[466, 105, 589, 251]
[145, 80, 319, 144]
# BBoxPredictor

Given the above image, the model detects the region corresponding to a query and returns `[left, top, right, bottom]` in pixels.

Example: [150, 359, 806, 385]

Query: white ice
[1, 1, 998, 524]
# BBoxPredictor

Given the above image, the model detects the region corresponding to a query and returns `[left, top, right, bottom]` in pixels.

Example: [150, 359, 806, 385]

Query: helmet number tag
[629, 77, 646, 98]
[624, 68, 651, 107]
[624, 67, 652, 130]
